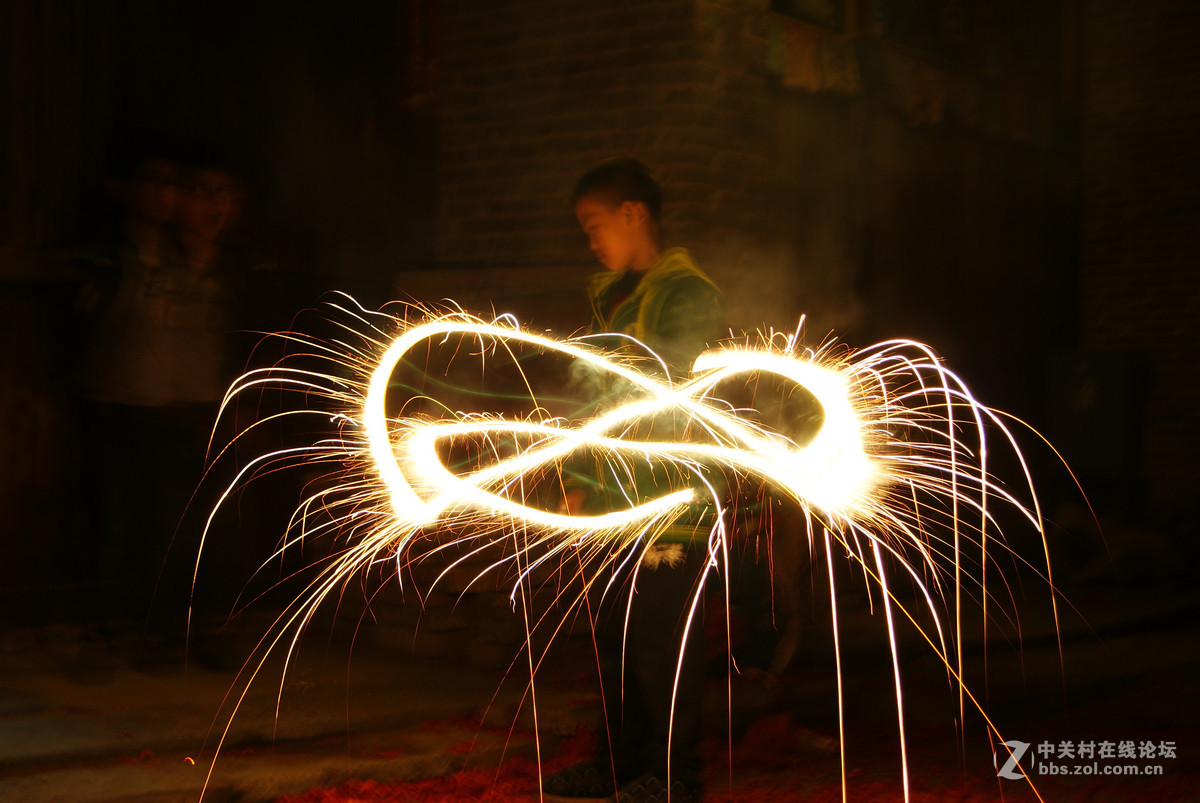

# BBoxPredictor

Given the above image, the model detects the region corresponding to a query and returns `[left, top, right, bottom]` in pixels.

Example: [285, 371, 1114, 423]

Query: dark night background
[0, 1, 1197, 801]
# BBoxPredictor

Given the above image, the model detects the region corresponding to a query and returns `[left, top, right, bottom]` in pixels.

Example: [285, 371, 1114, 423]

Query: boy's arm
[650, 276, 727, 376]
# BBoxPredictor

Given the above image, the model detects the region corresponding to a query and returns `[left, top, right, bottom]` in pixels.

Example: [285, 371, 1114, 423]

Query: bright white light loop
[362, 321, 878, 534]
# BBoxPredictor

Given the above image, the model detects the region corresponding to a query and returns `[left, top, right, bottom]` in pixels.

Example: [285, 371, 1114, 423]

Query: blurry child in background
[73, 150, 242, 669]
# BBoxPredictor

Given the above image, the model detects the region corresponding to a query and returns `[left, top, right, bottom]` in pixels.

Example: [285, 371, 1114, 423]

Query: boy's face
[176, 168, 241, 242]
[574, 194, 644, 272]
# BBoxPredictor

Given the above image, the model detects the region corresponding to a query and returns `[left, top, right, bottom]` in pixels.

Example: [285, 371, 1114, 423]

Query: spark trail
[198, 294, 1066, 801]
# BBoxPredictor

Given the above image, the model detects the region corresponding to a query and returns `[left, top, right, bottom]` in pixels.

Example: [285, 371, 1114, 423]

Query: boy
[547, 159, 725, 802]
[571, 159, 725, 380]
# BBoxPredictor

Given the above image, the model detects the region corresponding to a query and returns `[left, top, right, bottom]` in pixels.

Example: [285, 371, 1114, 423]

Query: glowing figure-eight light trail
[200, 295, 1069, 801]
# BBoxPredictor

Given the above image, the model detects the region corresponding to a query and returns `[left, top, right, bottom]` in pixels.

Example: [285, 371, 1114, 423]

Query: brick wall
[434, 1, 1200, 516]
[1078, 0, 1200, 513]
[438, 0, 694, 265]
[432, 0, 1076, 343]
[433, 0, 781, 331]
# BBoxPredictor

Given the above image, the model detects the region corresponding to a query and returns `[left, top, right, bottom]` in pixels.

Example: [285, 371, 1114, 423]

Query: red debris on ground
[369, 747, 406, 760]
[118, 748, 163, 767]
[277, 726, 595, 803]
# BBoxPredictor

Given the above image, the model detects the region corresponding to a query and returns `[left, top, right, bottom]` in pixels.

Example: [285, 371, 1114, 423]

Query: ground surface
[2, 553, 1197, 803]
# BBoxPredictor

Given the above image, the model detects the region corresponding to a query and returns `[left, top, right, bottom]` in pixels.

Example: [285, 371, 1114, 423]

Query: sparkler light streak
[199, 294, 1067, 801]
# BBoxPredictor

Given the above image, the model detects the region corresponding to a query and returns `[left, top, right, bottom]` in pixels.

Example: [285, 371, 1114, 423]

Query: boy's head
[176, 166, 243, 243]
[572, 158, 662, 272]
[121, 157, 181, 227]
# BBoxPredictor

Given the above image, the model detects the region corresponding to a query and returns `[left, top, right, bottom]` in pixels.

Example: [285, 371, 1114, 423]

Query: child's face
[177, 168, 241, 242]
[575, 193, 641, 272]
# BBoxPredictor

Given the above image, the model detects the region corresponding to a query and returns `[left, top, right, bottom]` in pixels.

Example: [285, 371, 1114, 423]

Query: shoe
[543, 759, 627, 799]
[615, 772, 701, 803]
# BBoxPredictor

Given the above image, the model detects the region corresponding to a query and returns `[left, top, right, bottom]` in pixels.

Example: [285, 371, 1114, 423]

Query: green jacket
[585, 247, 726, 378]
[570, 248, 727, 543]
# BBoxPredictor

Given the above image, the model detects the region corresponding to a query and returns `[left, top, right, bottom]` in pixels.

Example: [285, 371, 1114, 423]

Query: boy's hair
[571, 157, 662, 224]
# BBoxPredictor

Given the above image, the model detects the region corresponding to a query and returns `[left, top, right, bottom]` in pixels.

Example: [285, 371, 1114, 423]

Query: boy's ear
[620, 200, 648, 226]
